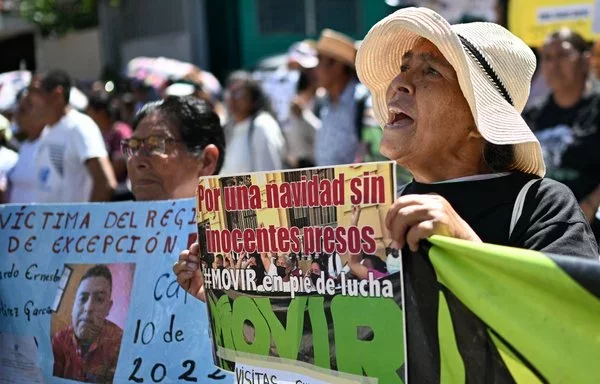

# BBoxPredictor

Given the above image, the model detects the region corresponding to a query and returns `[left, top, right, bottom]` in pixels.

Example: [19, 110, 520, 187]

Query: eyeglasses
[120, 136, 184, 157]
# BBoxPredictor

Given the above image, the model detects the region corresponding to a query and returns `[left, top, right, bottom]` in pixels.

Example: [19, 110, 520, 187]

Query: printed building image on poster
[196, 162, 406, 383]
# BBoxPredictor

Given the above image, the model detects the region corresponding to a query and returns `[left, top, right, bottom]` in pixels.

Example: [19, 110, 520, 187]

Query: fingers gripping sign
[173, 242, 206, 302]
[385, 194, 481, 252]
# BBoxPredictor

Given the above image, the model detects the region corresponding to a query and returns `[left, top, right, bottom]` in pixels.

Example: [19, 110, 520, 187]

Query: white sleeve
[301, 108, 321, 133]
[0, 148, 18, 174]
[71, 115, 108, 164]
[251, 115, 284, 172]
[0, 148, 18, 190]
[267, 262, 278, 276]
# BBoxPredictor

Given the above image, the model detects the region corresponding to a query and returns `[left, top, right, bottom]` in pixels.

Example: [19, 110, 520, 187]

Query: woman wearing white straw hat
[356, 7, 599, 258]
[355, 6, 599, 382]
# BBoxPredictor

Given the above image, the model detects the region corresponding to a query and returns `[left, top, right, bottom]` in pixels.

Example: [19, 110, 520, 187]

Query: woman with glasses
[121, 96, 225, 201]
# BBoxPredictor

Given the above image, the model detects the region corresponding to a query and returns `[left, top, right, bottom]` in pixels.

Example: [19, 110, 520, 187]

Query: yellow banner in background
[509, 0, 600, 47]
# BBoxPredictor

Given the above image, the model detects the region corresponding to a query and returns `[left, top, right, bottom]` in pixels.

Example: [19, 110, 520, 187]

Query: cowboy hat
[317, 29, 357, 68]
[356, 7, 545, 177]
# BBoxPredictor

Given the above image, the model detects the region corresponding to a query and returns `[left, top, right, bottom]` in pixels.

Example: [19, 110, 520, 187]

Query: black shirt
[402, 172, 598, 257]
[400, 172, 598, 383]
[523, 93, 600, 200]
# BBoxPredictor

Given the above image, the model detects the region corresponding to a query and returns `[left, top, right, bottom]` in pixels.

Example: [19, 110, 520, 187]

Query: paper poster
[196, 162, 406, 383]
[0, 199, 231, 383]
[508, 0, 600, 47]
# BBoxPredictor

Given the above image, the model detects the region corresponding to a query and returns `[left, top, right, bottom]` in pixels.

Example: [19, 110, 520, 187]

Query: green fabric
[488, 331, 543, 384]
[428, 235, 600, 383]
[438, 291, 465, 384]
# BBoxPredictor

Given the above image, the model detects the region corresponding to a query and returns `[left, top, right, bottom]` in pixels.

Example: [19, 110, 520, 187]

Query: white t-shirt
[0, 146, 18, 193]
[35, 109, 108, 203]
[284, 99, 320, 163]
[267, 262, 277, 276]
[220, 112, 285, 175]
[8, 139, 41, 203]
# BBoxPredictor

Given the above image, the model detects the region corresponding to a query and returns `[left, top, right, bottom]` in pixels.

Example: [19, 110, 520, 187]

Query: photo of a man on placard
[51, 264, 126, 383]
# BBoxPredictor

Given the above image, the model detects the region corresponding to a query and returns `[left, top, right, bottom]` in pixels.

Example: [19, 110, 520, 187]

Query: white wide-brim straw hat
[356, 7, 545, 177]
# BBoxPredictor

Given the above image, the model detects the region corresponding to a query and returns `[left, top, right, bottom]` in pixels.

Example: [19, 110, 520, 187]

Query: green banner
[406, 236, 600, 383]
[205, 279, 405, 383]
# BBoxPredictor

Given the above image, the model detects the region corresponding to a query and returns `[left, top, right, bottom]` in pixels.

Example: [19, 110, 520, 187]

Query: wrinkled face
[126, 111, 203, 201]
[382, 38, 475, 172]
[541, 39, 587, 92]
[71, 277, 112, 343]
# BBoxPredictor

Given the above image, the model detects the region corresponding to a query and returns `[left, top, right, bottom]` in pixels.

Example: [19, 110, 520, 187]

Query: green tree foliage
[17, 0, 117, 36]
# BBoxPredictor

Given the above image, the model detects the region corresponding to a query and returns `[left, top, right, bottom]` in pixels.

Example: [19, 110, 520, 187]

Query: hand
[244, 258, 257, 269]
[351, 205, 361, 226]
[236, 251, 247, 268]
[385, 194, 481, 252]
[579, 200, 598, 223]
[173, 243, 205, 302]
[290, 95, 308, 117]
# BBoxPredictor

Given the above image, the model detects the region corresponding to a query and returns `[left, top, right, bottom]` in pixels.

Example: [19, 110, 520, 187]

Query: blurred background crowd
[2, 0, 600, 226]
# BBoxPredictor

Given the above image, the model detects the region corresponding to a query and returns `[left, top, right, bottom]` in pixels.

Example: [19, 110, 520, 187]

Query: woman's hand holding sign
[385, 194, 481, 251]
[173, 243, 206, 302]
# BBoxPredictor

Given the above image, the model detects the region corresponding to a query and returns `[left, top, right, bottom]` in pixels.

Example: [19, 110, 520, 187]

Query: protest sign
[508, 0, 600, 47]
[0, 199, 231, 383]
[196, 162, 406, 383]
[405, 235, 600, 383]
[397, 0, 496, 23]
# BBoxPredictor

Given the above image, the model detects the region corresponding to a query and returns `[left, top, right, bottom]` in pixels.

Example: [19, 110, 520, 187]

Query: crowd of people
[172, 7, 600, 381]
[0, 10, 599, 269]
[0, 27, 385, 205]
[2, 16, 600, 271]
[1, 4, 599, 381]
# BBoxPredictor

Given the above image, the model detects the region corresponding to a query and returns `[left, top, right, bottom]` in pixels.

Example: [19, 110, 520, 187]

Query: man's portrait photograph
[50, 263, 135, 383]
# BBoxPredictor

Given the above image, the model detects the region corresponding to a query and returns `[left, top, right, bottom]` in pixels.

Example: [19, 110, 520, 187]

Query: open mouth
[386, 111, 414, 129]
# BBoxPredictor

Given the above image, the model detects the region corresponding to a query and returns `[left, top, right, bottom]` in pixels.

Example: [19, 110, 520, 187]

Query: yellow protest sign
[508, 0, 600, 47]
